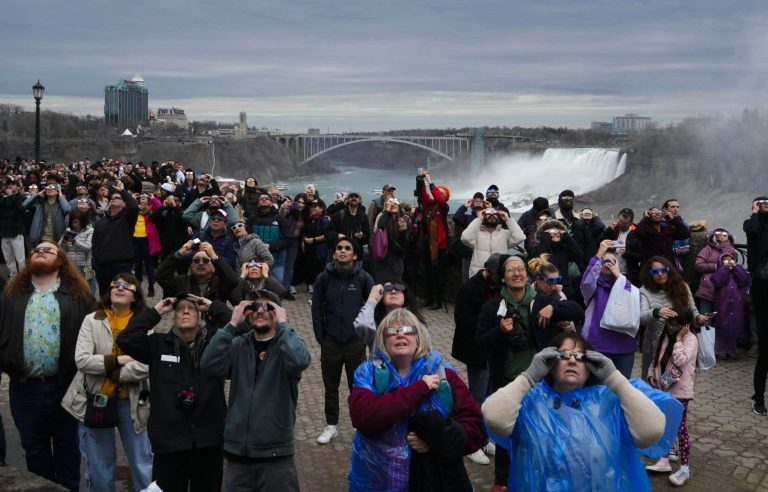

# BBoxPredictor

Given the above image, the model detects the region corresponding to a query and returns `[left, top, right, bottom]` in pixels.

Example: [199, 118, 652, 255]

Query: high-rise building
[235, 111, 247, 139]
[104, 75, 149, 126]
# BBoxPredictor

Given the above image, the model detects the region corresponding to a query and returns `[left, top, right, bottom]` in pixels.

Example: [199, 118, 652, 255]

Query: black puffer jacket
[92, 189, 139, 265]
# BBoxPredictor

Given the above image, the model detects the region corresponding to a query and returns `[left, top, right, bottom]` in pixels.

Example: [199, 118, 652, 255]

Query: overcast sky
[2, 0, 767, 131]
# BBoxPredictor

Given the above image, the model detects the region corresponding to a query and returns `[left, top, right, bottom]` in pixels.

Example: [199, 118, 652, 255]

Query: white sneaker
[466, 449, 490, 465]
[307, 285, 314, 294]
[483, 441, 496, 456]
[289, 286, 298, 295]
[317, 425, 338, 444]
[669, 468, 690, 486]
[646, 459, 672, 473]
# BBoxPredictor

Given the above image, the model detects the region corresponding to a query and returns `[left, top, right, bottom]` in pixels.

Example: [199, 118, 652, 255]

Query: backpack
[372, 358, 454, 413]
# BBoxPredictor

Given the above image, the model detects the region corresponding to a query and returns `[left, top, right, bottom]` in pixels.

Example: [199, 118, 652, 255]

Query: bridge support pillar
[470, 127, 485, 174]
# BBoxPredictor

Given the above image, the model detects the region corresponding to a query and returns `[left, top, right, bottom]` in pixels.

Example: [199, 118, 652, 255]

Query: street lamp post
[208, 139, 216, 175]
[32, 80, 45, 164]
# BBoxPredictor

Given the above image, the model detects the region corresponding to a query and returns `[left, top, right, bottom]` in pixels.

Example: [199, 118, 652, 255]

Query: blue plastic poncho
[487, 379, 682, 492]
[348, 351, 454, 492]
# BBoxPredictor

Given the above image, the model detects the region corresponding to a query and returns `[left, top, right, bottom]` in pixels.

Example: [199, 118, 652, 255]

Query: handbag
[83, 379, 120, 428]
[371, 227, 389, 261]
[658, 364, 682, 390]
[697, 325, 716, 370]
[599, 274, 641, 337]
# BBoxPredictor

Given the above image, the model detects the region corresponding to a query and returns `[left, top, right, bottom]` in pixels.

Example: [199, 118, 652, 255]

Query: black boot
[428, 301, 442, 311]
[147, 285, 155, 298]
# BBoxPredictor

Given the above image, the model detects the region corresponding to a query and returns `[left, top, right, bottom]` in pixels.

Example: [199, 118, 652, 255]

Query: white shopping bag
[599, 274, 641, 337]
[697, 325, 716, 370]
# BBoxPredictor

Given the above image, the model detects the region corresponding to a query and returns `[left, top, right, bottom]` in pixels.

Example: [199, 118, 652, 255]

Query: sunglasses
[537, 276, 562, 285]
[258, 197, 272, 202]
[649, 267, 671, 276]
[557, 351, 586, 361]
[247, 261, 262, 269]
[192, 257, 212, 264]
[757, 200, 768, 205]
[232, 223, 246, 230]
[247, 302, 274, 312]
[336, 245, 353, 251]
[209, 215, 226, 222]
[110, 195, 123, 200]
[384, 326, 417, 337]
[602, 258, 616, 265]
[714, 231, 728, 236]
[110, 281, 137, 292]
[77, 199, 89, 204]
[482, 211, 498, 216]
[45, 185, 57, 190]
[383, 283, 406, 293]
[32, 246, 58, 255]
[649, 208, 663, 214]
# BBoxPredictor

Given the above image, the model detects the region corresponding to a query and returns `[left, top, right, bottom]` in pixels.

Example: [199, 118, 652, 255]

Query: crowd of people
[0, 156, 764, 491]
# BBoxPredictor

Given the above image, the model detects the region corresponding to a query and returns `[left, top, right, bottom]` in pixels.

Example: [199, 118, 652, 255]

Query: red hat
[436, 185, 451, 199]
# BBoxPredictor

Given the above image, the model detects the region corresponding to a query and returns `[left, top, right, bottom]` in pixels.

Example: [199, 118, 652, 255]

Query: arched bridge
[275, 134, 472, 163]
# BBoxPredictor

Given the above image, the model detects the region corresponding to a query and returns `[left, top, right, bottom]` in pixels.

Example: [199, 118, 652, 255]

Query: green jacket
[200, 321, 311, 459]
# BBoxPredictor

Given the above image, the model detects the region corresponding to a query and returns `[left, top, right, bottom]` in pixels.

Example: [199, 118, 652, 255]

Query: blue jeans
[270, 265, 285, 285]
[76, 265, 98, 300]
[282, 240, 299, 290]
[466, 362, 491, 405]
[9, 379, 80, 491]
[606, 352, 635, 379]
[80, 399, 152, 491]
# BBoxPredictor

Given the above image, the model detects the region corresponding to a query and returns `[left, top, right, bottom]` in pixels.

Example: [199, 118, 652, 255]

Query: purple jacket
[694, 231, 735, 301]
[711, 258, 750, 353]
[580, 256, 637, 354]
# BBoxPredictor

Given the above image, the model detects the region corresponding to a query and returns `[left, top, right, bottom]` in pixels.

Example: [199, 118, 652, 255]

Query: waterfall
[456, 148, 626, 211]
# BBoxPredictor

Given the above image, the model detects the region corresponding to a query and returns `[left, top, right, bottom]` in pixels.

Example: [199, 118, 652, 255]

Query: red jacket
[349, 367, 484, 453]
[418, 184, 449, 250]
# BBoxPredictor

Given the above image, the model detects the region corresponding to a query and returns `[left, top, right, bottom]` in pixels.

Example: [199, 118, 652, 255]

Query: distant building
[591, 121, 613, 132]
[612, 113, 651, 134]
[235, 112, 248, 139]
[308, 128, 321, 135]
[150, 107, 189, 130]
[104, 75, 149, 127]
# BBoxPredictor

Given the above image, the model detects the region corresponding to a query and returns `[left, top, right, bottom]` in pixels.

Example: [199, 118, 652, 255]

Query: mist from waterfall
[457, 148, 627, 211]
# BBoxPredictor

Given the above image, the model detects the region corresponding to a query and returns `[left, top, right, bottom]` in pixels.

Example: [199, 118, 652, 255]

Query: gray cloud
[2, 0, 767, 130]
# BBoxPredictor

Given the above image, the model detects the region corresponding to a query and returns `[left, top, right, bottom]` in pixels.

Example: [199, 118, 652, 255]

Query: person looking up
[312, 237, 373, 444]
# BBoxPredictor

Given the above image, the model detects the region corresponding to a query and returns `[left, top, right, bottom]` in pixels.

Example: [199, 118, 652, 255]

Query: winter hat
[532, 197, 549, 212]
[558, 190, 575, 199]
[436, 185, 451, 199]
[473, 192, 485, 200]
[486, 184, 500, 193]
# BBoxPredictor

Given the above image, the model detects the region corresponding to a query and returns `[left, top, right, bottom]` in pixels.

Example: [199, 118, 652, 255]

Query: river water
[276, 148, 626, 212]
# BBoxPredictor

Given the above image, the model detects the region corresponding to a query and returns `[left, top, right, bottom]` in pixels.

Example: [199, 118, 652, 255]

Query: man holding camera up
[0, 178, 27, 278]
[118, 293, 231, 492]
[201, 290, 311, 492]
[475, 254, 537, 490]
[92, 179, 139, 296]
[155, 240, 240, 305]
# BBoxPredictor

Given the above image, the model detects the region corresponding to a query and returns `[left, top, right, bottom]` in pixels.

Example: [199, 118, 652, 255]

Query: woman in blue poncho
[348, 308, 485, 491]
[482, 332, 681, 492]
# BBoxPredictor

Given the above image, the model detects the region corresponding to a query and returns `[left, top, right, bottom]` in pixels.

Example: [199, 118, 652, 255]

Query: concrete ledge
[0, 466, 68, 491]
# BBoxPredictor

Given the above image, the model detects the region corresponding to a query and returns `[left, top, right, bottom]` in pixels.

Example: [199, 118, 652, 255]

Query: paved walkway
[1, 290, 766, 491]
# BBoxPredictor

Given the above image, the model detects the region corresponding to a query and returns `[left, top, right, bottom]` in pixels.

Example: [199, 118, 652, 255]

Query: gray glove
[521, 347, 561, 386]
[584, 350, 617, 382]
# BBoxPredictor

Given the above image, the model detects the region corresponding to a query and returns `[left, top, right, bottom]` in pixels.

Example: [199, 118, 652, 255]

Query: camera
[191, 238, 201, 249]
[504, 307, 522, 323]
[177, 388, 197, 409]
[507, 332, 530, 352]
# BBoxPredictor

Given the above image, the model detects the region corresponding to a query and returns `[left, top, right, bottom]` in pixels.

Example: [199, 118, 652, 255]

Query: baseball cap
[382, 184, 396, 191]
[619, 207, 634, 217]
[245, 289, 282, 306]
[472, 192, 485, 200]
[486, 185, 500, 193]
[348, 191, 361, 198]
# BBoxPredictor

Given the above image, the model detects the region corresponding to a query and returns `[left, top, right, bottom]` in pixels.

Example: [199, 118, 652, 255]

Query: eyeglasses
[384, 326, 417, 337]
[649, 267, 670, 276]
[110, 281, 137, 292]
[505, 267, 527, 274]
[192, 257, 212, 264]
[336, 245, 353, 251]
[32, 246, 57, 255]
[232, 223, 246, 230]
[557, 351, 586, 361]
[383, 283, 406, 293]
[537, 276, 562, 285]
[77, 199, 89, 204]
